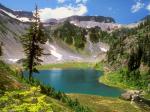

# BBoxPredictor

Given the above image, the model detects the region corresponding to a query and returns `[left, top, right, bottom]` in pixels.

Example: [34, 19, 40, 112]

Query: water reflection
[24, 69, 124, 97]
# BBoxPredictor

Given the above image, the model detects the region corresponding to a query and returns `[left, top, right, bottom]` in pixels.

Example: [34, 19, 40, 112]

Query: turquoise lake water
[24, 69, 124, 97]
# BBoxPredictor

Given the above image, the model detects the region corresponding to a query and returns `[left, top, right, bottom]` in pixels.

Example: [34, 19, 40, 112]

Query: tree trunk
[29, 69, 32, 82]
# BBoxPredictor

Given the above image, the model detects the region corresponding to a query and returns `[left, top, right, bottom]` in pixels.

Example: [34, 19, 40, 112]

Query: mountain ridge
[0, 3, 149, 25]
[0, 3, 116, 25]
[0, 3, 149, 64]
[0, 3, 32, 19]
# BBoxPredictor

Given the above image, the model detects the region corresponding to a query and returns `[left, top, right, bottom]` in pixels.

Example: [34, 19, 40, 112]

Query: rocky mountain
[0, 3, 32, 17]
[0, 12, 89, 64]
[45, 15, 121, 30]
[46, 15, 115, 23]
[0, 3, 147, 64]
[62, 15, 115, 23]
[0, 3, 121, 30]
[0, 10, 28, 63]
[0, 3, 111, 64]
[0, 3, 32, 22]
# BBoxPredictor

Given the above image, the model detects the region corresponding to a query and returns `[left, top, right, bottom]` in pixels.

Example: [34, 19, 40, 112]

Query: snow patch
[8, 58, 19, 63]
[69, 56, 81, 60]
[0, 9, 16, 18]
[46, 42, 63, 61]
[0, 9, 31, 22]
[17, 17, 30, 22]
[100, 47, 108, 52]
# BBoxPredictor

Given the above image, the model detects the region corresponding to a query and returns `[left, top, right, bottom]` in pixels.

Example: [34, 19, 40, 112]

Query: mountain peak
[65, 15, 116, 23]
[0, 3, 33, 22]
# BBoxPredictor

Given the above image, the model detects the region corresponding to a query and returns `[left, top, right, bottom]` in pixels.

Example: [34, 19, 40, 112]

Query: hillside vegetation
[104, 18, 150, 90]
[0, 61, 73, 111]
[0, 61, 23, 90]
[52, 21, 112, 50]
[0, 61, 146, 112]
[52, 21, 87, 49]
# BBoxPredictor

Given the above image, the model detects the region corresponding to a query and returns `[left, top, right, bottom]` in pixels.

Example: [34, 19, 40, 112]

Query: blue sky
[0, 0, 150, 24]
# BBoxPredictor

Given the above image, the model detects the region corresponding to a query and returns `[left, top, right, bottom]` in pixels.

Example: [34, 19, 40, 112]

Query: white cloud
[146, 3, 150, 11]
[76, 0, 88, 4]
[57, 0, 66, 3]
[131, 0, 144, 13]
[39, 4, 87, 22]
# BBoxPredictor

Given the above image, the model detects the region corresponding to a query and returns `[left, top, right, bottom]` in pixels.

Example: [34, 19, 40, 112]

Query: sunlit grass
[68, 94, 142, 112]
[99, 71, 138, 90]
[37, 62, 103, 70]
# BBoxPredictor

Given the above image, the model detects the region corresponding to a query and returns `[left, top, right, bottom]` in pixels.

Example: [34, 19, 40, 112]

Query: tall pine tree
[22, 5, 47, 82]
[0, 42, 3, 56]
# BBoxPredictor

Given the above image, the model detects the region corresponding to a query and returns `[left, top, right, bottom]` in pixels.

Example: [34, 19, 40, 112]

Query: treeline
[28, 79, 92, 112]
[88, 26, 110, 43]
[107, 18, 150, 90]
[52, 22, 114, 49]
[40, 84, 92, 112]
[53, 21, 86, 49]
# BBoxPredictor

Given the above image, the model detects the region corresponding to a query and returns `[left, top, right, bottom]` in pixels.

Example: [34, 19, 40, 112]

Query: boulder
[121, 90, 141, 101]
[121, 92, 132, 100]
[131, 94, 141, 102]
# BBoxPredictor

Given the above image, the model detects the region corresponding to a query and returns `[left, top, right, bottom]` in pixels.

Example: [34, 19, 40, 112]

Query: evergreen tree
[0, 42, 3, 56]
[22, 5, 47, 82]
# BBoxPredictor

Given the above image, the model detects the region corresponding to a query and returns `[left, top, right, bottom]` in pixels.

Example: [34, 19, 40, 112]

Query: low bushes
[40, 85, 92, 112]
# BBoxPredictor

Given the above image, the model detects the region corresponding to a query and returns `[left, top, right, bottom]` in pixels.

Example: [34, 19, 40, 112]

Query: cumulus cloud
[76, 0, 88, 4]
[57, 0, 66, 3]
[146, 3, 150, 11]
[39, 4, 87, 21]
[131, 0, 144, 13]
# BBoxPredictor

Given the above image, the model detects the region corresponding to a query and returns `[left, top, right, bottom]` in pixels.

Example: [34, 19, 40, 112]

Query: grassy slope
[68, 94, 145, 112]
[0, 61, 73, 112]
[37, 62, 100, 70]
[99, 71, 137, 90]
[0, 61, 23, 90]
[99, 68, 150, 101]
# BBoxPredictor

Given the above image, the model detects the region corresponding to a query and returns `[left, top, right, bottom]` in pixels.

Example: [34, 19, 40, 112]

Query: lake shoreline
[37, 62, 96, 70]
[24, 62, 123, 97]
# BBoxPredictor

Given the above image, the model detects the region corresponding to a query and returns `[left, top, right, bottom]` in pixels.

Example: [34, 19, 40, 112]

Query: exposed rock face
[121, 90, 142, 101]
[131, 94, 141, 101]
[121, 92, 132, 100]
[63, 15, 116, 23]
[69, 20, 121, 30]
[0, 12, 28, 63]
[121, 90, 150, 111]
[44, 16, 119, 30]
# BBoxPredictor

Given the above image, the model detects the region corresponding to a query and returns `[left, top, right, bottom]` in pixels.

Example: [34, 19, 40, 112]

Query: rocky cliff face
[63, 15, 116, 23]
[0, 12, 28, 63]
[45, 15, 120, 30]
